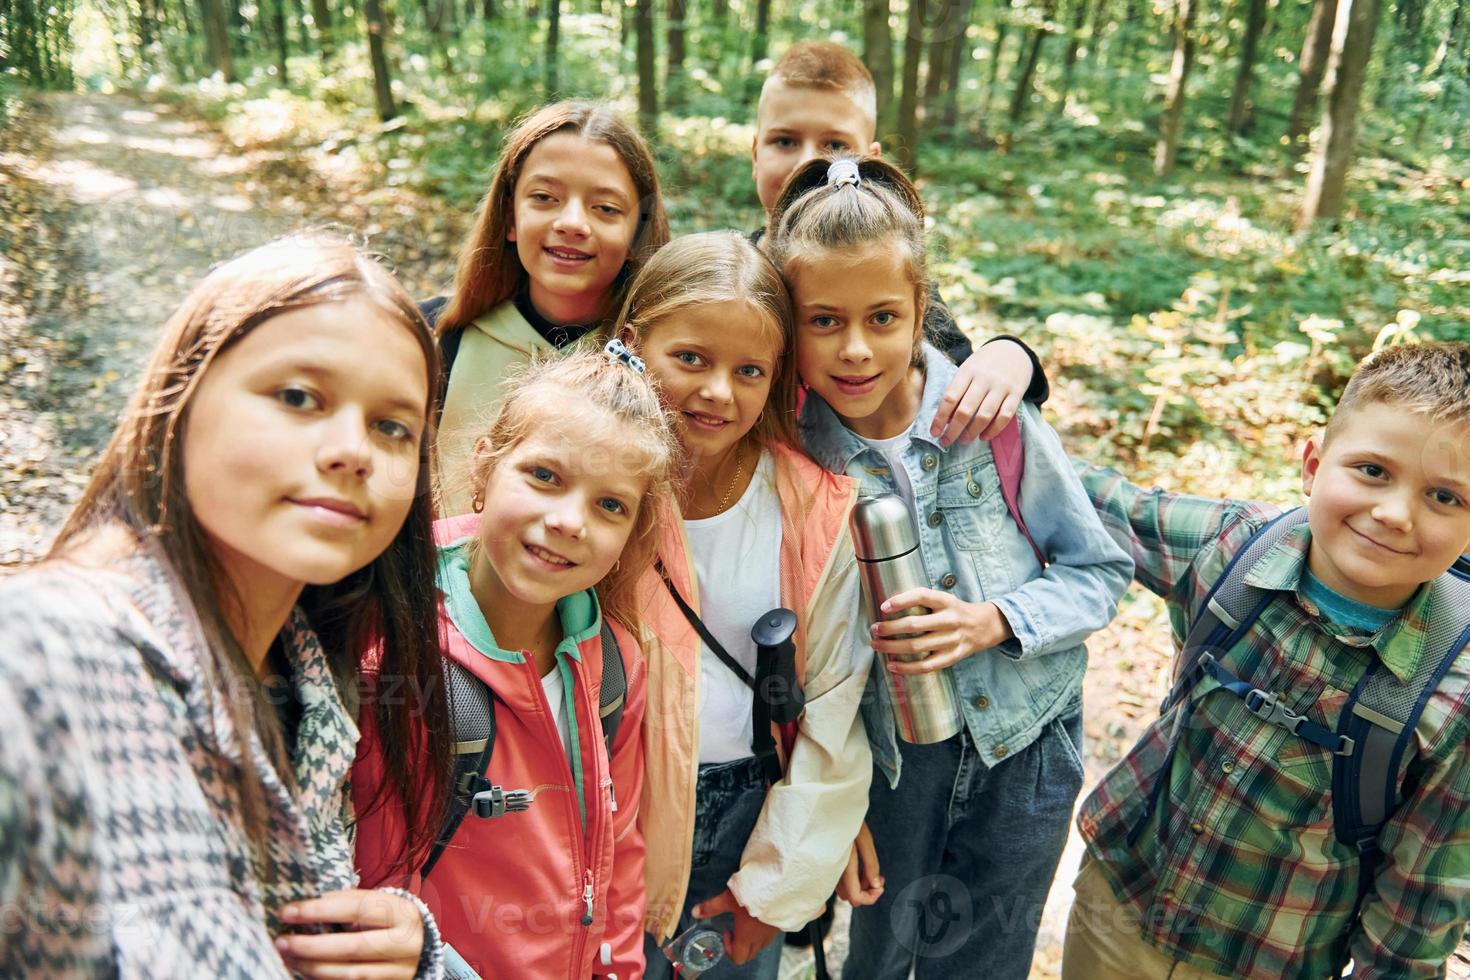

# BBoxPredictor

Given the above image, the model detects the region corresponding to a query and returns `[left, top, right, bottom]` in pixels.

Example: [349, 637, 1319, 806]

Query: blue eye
[276, 387, 321, 411]
[810, 315, 838, 329]
[599, 497, 627, 515]
[825, 140, 849, 152]
[529, 466, 557, 484]
[375, 419, 416, 442]
[737, 364, 765, 379]
[675, 351, 703, 367]
[872, 311, 898, 327]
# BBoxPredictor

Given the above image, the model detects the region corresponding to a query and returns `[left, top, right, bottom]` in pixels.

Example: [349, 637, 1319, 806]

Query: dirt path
[0, 91, 319, 563]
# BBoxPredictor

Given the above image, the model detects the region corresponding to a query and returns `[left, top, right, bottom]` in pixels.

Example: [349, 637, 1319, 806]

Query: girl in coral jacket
[353, 346, 682, 979]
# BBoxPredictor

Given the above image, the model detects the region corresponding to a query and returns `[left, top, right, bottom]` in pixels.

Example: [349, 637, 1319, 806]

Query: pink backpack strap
[991, 418, 1046, 567]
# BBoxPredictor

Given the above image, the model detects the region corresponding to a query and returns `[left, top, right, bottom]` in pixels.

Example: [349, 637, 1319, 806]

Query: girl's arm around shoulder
[727, 535, 874, 932]
[989, 403, 1135, 660]
[598, 619, 649, 980]
[1072, 457, 1280, 603]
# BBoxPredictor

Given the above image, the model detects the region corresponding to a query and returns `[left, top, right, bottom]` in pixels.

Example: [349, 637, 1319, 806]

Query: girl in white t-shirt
[612, 231, 873, 978]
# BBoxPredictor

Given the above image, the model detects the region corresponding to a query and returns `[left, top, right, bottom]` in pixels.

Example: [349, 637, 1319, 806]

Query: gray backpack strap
[1330, 562, 1470, 976]
[598, 619, 627, 743]
[1164, 507, 1310, 709]
[1336, 563, 1470, 835]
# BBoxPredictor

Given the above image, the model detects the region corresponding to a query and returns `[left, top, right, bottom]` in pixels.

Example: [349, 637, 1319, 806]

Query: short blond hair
[760, 41, 878, 131]
[1326, 341, 1470, 442]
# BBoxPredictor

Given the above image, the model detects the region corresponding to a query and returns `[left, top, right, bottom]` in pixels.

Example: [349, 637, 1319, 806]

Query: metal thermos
[850, 494, 962, 744]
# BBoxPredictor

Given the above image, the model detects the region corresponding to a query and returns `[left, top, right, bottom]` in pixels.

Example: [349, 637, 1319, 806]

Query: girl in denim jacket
[765, 157, 1133, 980]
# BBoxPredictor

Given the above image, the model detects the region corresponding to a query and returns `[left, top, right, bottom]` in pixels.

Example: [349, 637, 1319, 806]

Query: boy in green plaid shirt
[1063, 342, 1470, 980]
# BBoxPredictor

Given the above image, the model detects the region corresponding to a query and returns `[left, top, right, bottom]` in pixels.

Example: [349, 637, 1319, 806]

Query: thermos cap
[850, 493, 920, 561]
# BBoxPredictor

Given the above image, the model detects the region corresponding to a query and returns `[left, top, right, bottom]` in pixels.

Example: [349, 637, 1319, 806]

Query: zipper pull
[581, 870, 594, 925]
[609, 779, 619, 813]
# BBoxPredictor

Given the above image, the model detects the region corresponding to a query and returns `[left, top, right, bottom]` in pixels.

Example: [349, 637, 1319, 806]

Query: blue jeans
[642, 756, 784, 980]
[845, 712, 1085, 980]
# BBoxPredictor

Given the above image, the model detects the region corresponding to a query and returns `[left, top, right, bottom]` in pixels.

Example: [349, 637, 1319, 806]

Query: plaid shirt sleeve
[1350, 652, 1470, 978]
[1076, 462, 1274, 608]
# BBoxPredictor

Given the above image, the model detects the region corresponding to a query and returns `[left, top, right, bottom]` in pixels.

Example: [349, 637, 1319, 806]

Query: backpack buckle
[1244, 688, 1307, 734]
[473, 785, 532, 819]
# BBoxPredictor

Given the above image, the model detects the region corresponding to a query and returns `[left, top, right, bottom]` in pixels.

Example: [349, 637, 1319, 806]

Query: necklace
[716, 443, 749, 513]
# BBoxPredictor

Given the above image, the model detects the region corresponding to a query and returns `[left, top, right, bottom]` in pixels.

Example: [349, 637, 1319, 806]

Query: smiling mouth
[831, 374, 881, 394]
[683, 410, 733, 431]
[1349, 526, 1412, 556]
[544, 246, 592, 263]
[524, 542, 576, 568]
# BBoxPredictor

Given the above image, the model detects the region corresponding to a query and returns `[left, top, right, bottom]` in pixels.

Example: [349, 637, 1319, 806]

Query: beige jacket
[435, 300, 551, 516]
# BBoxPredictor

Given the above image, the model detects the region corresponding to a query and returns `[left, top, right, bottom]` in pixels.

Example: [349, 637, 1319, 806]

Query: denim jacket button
[921, 453, 938, 471]
[967, 481, 982, 497]
[941, 573, 957, 589]
[993, 744, 1008, 758]
[972, 694, 990, 709]
[928, 511, 944, 527]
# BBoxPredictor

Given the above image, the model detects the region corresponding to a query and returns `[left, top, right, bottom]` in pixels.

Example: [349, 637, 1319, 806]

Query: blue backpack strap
[1330, 560, 1470, 964]
[1127, 508, 1309, 846]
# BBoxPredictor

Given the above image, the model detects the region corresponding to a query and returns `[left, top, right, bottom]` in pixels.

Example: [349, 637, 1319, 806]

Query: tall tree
[865, 0, 899, 141]
[1008, 0, 1058, 123]
[1153, 0, 1198, 175]
[362, 0, 398, 120]
[1225, 0, 1268, 134]
[982, 16, 1011, 114]
[897, 0, 929, 170]
[666, 0, 687, 105]
[199, 0, 238, 81]
[1427, 0, 1464, 76]
[1059, 0, 1091, 102]
[545, 0, 561, 93]
[1286, 0, 1339, 151]
[938, 0, 976, 133]
[753, 0, 772, 63]
[1299, 0, 1382, 224]
[310, 0, 334, 54]
[270, 0, 290, 82]
[636, 0, 657, 132]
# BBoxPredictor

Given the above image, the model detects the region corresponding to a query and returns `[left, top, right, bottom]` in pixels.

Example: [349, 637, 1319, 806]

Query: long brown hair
[49, 234, 453, 870]
[614, 231, 802, 455]
[463, 347, 681, 632]
[438, 101, 671, 335]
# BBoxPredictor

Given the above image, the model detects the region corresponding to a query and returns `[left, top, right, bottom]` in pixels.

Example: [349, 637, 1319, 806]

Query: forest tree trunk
[1153, 0, 1198, 175]
[1286, 0, 1339, 151]
[1225, 0, 1268, 134]
[1299, 0, 1382, 224]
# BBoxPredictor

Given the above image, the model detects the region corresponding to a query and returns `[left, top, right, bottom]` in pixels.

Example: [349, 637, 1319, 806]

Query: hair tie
[603, 337, 646, 375]
[826, 159, 861, 189]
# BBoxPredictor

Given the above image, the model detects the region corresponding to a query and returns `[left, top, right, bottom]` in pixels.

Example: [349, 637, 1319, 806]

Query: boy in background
[747, 40, 1050, 443]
